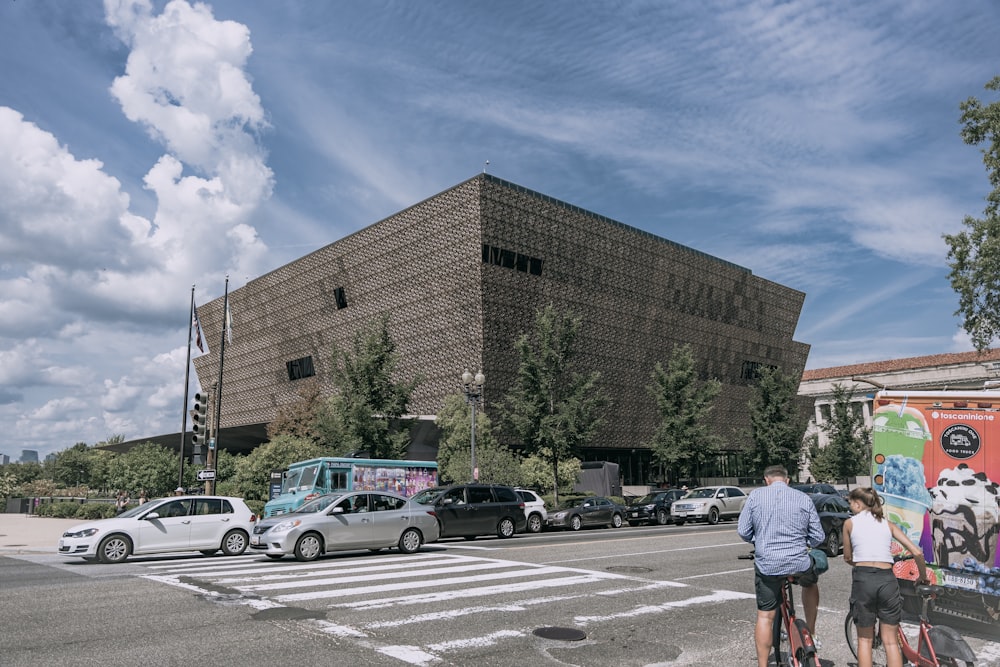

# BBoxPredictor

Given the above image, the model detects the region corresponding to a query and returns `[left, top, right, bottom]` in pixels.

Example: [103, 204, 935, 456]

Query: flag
[225, 301, 233, 345]
[192, 304, 207, 353]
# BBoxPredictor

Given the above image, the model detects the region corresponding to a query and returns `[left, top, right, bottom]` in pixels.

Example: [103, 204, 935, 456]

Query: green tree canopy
[266, 379, 327, 442]
[318, 315, 419, 459]
[105, 442, 183, 498]
[809, 384, 870, 486]
[500, 305, 606, 504]
[49, 443, 95, 488]
[519, 453, 581, 495]
[747, 366, 810, 476]
[945, 75, 1000, 350]
[645, 343, 722, 482]
[434, 393, 521, 485]
[230, 435, 327, 503]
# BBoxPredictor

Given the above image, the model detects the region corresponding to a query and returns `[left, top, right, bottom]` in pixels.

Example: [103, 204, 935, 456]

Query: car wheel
[97, 534, 131, 563]
[265, 554, 284, 560]
[570, 515, 582, 531]
[708, 507, 720, 525]
[526, 513, 543, 534]
[824, 529, 841, 557]
[200, 550, 217, 557]
[611, 513, 623, 528]
[674, 519, 685, 526]
[656, 509, 669, 525]
[398, 527, 423, 553]
[221, 529, 248, 556]
[294, 533, 323, 562]
[497, 517, 516, 538]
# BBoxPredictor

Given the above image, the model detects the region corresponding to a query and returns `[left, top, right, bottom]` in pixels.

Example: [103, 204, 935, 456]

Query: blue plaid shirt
[737, 481, 824, 576]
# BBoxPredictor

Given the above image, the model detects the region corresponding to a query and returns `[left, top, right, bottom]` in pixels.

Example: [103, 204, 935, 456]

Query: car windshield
[633, 494, 657, 505]
[295, 494, 342, 513]
[410, 488, 445, 504]
[687, 488, 717, 499]
[118, 503, 149, 519]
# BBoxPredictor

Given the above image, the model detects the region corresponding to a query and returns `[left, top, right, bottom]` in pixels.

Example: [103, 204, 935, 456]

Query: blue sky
[1, 0, 998, 461]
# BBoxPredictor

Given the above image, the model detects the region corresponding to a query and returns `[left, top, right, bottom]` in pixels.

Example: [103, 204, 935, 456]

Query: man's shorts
[754, 562, 818, 612]
[849, 566, 902, 627]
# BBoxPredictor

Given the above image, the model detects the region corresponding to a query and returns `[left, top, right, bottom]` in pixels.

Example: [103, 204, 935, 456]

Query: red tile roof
[802, 348, 1000, 381]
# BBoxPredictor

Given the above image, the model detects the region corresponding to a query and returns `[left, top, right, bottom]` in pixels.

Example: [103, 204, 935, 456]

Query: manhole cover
[533, 626, 587, 641]
[605, 565, 652, 573]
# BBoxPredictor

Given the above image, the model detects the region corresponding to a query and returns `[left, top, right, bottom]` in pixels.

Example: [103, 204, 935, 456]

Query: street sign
[196, 469, 216, 481]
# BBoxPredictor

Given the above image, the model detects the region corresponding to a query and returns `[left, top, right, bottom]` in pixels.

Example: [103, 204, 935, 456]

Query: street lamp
[460, 369, 486, 482]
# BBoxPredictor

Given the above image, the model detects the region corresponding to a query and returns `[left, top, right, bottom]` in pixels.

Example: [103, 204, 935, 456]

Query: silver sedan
[249, 491, 440, 561]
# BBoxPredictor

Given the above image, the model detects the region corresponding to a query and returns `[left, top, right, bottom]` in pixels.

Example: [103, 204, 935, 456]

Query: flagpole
[179, 285, 195, 490]
[210, 276, 229, 495]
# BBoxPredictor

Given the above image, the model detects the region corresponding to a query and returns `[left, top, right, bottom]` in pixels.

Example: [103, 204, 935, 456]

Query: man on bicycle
[738, 464, 825, 667]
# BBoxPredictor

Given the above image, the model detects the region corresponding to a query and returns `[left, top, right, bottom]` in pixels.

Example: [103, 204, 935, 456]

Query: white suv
[515, 489, 547, 533]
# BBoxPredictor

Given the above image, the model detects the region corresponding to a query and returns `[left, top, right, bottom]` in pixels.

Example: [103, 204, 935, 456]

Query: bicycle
[844, 558, 976, 666]
[739, 551, 820, 667]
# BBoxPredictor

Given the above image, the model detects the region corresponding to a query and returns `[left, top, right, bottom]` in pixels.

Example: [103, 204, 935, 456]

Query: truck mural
[870, 389, 1000, 624]
[263, 457, 438, 518]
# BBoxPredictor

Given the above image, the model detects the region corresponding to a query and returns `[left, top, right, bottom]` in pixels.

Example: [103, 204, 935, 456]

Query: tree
[318, 315, 419, 459]
[809, 384, 871, 486]
[500, 305, 607, 505]
[747, 366, 810, 476]
[434, 393, 521, 485]
[105, 442, 182, 497]
[230, 435, 327, 503]
[645, 344, 721, 483]
[945, 76, 1000, 351]
[266, 379, 327, 442]
[50, 443, 95, 489]
[520, 454, 581, 496]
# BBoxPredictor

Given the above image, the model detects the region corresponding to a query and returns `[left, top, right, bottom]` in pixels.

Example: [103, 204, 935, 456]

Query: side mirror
[330, 506, 344, 514]
[441, 498, 454, 506]
[145, 512, 161, 520]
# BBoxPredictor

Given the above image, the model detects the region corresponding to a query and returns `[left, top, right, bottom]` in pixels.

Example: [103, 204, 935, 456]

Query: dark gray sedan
[546, 496, 626, 531]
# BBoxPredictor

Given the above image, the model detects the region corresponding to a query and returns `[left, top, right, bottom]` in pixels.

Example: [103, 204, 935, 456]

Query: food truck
[870, 389, 1000, 624]
[262, 457, 438, 517]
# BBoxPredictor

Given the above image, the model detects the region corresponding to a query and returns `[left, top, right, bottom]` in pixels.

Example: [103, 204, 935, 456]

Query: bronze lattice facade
[193, 174, 810, 481]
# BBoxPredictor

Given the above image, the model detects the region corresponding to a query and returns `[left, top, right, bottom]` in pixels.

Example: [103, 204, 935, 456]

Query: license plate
[58, 540, 64, 548]
[674, 512, 687, 517]
[251, 536, 261, 546]
[944, 571, 980, 591]
[629, 512, 639, 518]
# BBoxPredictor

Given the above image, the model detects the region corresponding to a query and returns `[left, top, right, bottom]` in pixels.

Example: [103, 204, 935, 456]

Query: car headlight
[64, 528, 99, 538]
[643, 504, 655, 511]
[268, 519, 302, 533]
[553, 512, 567, 520]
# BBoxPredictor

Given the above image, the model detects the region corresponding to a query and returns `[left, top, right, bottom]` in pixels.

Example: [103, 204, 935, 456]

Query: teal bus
[262, 457, 439, 517]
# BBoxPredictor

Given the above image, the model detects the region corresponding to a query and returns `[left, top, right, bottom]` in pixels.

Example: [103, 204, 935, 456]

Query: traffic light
[191, 391, 208, 447]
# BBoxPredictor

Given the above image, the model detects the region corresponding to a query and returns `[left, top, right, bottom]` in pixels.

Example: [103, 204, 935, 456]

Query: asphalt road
[3, 521, 999, 666]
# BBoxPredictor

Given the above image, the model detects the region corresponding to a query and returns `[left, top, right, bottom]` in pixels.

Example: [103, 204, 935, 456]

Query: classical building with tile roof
[797, 347, 1000, 479]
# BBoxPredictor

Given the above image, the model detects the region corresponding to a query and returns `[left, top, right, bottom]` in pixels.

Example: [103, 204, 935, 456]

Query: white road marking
[575, 589, 755, 625]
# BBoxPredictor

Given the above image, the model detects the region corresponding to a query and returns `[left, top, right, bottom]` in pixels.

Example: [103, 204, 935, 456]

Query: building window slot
[286, 356, 316, 381]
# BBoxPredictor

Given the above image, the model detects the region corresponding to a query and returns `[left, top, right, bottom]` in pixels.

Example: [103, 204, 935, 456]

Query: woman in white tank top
[843, 487, 928, 667]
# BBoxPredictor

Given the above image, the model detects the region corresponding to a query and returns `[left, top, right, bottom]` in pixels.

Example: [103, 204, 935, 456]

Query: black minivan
[411, 484, 526, 539]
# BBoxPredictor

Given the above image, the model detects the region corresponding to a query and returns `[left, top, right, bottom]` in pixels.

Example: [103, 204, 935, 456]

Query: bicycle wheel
[844, 612, 888, 666]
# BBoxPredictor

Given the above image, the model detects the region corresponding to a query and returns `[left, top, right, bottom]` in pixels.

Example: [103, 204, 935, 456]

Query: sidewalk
[0, 513, 83, 554]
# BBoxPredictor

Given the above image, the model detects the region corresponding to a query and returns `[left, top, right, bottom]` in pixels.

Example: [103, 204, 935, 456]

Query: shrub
[76, 502, 115, 520]
[36, 501, 82, 518]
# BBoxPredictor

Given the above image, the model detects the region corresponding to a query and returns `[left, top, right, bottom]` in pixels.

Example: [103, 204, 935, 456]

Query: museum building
[191, 173, 810, 485]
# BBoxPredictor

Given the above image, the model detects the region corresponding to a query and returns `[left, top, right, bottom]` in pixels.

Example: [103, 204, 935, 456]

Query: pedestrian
[139, 489, 148, 505]
[843, 487, 928, 667]
[174, 487, 185, 496]
[737, 465, 826, 667]
[114, 490, 130, 515]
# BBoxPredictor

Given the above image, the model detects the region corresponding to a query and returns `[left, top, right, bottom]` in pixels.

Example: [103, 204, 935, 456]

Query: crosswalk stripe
[275, 566, 609, 603]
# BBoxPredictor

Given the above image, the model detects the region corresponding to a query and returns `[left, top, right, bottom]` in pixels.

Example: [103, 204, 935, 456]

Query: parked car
[410, 484, 526, 540]
[792, 483, 838, 495]
[516, 488, 547, 533]
[58, 495, 256, 563]
[249, 490, 439, 561]
[547, 496, 626, 531]
[627, 489, 687, 526]
[670, 486, 747, 525]
[812, 492, 852, 556]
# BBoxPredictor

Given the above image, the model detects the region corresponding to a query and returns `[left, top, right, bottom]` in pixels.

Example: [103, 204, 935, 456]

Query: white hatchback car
[58, 495, 256, 563]
[515, 488, 548, 533]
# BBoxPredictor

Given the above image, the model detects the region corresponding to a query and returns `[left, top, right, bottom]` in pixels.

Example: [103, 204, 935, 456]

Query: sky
[1, 0, 999, 462]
